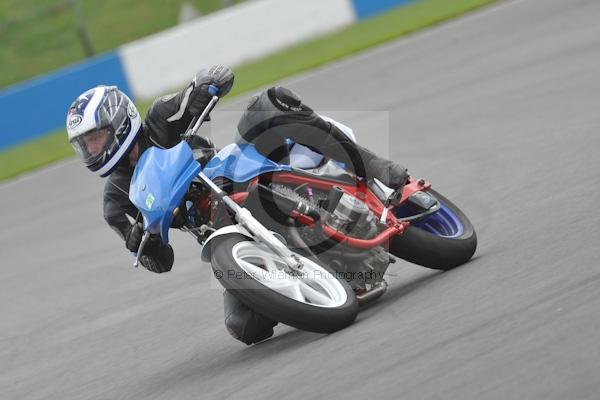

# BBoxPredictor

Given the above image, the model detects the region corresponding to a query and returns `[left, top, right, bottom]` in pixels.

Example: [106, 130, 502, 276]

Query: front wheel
[210, 234, 358, 333]
[390, 189, 477, 270]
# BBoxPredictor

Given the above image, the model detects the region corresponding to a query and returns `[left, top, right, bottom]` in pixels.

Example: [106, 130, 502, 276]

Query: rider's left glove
[188, 65, 235, 116]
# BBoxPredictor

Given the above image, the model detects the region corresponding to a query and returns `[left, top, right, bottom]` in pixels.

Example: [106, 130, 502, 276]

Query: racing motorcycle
[129, 88, 477, 334]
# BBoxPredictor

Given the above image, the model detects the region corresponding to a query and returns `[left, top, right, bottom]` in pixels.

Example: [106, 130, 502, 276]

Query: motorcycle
[129, 87, 477, 334]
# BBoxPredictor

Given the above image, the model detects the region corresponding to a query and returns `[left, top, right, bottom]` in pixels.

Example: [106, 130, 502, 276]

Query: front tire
[390, 189, 477, 270]
[210, 234, 358, 333]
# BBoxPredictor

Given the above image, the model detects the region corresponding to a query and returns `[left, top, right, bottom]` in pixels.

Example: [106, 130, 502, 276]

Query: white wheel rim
[231, 241, 348, 308]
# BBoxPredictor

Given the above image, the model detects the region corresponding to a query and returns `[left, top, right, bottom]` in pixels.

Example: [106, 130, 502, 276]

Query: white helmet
[66, 86, 141, 177]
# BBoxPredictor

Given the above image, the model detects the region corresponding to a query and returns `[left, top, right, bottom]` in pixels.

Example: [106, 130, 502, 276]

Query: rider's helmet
[66, 86, 141, 177]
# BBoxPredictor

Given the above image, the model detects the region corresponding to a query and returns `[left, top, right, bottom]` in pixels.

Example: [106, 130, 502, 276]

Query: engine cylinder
[326, 193, 377, 238]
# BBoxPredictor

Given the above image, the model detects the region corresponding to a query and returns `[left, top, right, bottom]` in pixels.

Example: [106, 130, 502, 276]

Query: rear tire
[210, 234, 358, 333]
[390, 189, 477, 270]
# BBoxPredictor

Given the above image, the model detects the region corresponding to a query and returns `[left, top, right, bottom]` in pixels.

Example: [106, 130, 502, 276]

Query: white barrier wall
[120, 0, 356, 99]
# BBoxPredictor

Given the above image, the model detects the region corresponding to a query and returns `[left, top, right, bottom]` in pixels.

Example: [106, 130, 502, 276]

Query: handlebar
[182, 84, 220, 142]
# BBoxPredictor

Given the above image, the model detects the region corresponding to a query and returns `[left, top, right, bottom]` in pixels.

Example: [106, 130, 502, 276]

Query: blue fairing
[130, 141, 202, 243]
[203, 143, 291, 182]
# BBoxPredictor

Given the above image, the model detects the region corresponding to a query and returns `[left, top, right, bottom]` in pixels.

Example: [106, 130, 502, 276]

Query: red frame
[203, 173, 431, 250]
[268, 172, 419, 249]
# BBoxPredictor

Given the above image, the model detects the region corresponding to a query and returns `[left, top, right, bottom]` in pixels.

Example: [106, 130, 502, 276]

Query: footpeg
[355, 280, 388, 305]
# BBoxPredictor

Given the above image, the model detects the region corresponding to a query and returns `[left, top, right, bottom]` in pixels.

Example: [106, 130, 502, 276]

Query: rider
[66, 65, 408, 345]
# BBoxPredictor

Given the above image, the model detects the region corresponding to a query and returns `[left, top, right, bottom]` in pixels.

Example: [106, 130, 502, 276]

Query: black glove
[125, 222, 174, 273]
[125, 222, 165, 255]
[188, 65, 235, 116]
[189, 135, 217, 166]
[125, 222, 152, 253]
[125, 222, 143, 253]
[139, 245, 174, 274]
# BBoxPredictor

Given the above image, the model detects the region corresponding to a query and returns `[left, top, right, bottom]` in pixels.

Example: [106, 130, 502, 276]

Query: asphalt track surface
[2, 0, 600, 398]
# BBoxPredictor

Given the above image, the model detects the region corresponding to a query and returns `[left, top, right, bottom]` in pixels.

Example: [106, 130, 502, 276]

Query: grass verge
[0, 0, 497, 182]
[0, 0, 247, 90]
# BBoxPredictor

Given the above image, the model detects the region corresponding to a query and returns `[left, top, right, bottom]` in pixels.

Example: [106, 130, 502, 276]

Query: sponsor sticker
[146, 193, 155, 209]
[68, 114, 83, 130]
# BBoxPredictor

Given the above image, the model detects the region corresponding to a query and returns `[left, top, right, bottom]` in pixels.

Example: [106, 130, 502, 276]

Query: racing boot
[357, 145, 409, 191]
[321, 121, 409, 191]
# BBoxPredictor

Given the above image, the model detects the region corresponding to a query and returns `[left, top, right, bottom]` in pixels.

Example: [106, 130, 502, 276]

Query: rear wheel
[210, 234, 358, 333]
[390, 189, 477, 270]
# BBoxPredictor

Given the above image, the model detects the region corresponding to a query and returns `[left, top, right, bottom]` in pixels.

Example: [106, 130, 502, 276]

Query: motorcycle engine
[326, 193, 378, 239]
[269, 184, 379, 239]
[271, 184, 391, 289]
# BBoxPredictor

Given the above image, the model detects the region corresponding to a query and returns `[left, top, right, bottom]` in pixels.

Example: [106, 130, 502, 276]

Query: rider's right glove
[125, 222, 174, 273]
[125, 222, 146, 253]
[187, 65, 235, 116]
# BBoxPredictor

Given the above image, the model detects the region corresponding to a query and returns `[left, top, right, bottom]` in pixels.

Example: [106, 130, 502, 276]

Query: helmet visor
[70, 128, 117, 166]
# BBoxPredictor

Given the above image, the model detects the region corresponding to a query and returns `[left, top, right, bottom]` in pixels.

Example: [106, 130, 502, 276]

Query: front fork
[197, 171, 305, 272]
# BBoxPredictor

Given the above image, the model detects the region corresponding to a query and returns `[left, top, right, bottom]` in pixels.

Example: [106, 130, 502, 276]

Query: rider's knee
[223, 290, 277, 345]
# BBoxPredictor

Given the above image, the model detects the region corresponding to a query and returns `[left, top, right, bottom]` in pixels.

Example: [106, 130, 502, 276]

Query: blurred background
[0, 0, 495, 181]
[0, 0, 246, 90]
